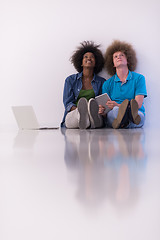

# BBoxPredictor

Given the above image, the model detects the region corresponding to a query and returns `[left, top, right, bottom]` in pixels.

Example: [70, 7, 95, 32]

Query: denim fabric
[61, 72, 106, 127]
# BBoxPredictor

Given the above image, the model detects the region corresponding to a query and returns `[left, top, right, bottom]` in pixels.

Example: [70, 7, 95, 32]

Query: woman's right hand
[70, 106, 77, 111]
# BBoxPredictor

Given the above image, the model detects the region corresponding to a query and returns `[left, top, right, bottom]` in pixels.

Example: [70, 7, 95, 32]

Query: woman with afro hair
[61, 41, 106, 129]
[99, 40, 147, 129]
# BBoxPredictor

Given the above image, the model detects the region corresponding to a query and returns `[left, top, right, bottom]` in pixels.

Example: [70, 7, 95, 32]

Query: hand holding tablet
[95, 93, 111, 114]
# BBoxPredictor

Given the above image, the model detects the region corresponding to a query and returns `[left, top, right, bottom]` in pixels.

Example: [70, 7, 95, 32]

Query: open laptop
[95, 93, 111, 114]
[12, 106, 59, 130]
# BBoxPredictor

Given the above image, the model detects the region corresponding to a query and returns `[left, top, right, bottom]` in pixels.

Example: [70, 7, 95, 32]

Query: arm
[106, 100, 120, 109]
[100, 96, 144, 115]
[101, 77, 120, 111]
[135, 95, 144, 108]
[63, 76, 77, 112]
[135, 74, 147, 108]
[107, 96, 144, 109]
[98, 101, 120, 116]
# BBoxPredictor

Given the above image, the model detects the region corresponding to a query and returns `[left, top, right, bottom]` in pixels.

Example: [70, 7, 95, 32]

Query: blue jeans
[106, 106, 145, 128]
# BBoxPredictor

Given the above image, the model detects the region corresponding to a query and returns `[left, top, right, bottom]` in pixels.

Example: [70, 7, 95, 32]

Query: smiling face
[113, 51, 128, 68]
[82, 52, 96, 69]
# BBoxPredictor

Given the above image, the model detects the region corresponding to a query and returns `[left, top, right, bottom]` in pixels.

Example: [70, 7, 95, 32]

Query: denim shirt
[61, 72, 106, 127]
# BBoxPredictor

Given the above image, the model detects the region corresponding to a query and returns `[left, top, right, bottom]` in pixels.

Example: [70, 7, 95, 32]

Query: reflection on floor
[61, 128, 147, 207]
[0, 127, 160, 240]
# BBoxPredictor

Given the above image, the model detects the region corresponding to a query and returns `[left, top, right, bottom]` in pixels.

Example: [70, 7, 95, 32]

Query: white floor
[0, 126, 160, 240]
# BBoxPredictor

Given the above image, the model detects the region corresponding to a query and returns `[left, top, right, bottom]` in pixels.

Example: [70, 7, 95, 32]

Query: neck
[116, 66, 129, 82]
[82, 68, 94, 79]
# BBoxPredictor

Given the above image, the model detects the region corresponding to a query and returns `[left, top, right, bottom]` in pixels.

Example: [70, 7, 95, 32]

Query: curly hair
[70, 41, 104, 74]
[104, 40, 137, 76]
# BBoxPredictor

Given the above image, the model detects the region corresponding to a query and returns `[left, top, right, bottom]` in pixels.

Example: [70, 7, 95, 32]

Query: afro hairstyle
[70, 41, 104, 74]
[104, 40, 137, 76]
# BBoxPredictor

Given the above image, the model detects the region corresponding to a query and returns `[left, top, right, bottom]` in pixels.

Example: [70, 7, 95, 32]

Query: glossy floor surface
[1, 126, 160, 240]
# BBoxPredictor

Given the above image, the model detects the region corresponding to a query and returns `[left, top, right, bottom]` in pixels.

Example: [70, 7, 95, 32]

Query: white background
[0, 0, 159, 129]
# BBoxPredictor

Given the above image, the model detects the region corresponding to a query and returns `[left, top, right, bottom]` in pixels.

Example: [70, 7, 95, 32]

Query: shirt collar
[77, 72, 83, 79]
[114, 70, 132, 82]
[77, 72, 96, 81]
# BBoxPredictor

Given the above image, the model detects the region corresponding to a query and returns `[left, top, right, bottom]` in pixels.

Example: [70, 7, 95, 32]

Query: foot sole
[130, 99, 141, 125]
[77, 98, 90, 129]
[112, 99, 129, 129]
[88, 99, 102, 128]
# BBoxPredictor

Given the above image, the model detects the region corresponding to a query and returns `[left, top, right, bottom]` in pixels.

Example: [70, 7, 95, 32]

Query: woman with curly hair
[61, 41, 106, 129]
[98, 40, 147, 129]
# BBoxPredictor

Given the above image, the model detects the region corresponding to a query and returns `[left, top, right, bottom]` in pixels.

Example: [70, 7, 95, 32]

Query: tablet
[95, 93, 111, 114]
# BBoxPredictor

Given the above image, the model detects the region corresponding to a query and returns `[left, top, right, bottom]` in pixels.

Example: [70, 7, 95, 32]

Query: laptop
[95, 93, 111, 114]
[12, 106, 59, 130]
